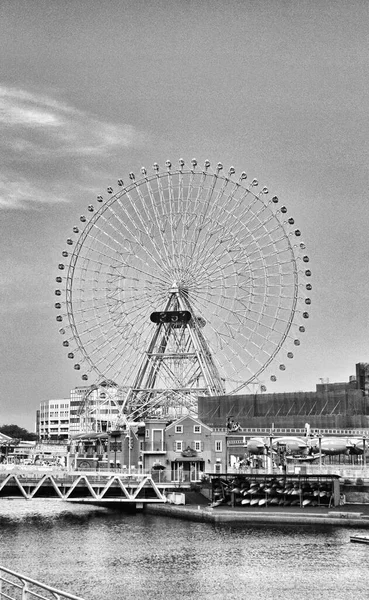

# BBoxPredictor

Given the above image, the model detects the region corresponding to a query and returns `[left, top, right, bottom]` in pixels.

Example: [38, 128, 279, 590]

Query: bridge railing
[0, 565, 85, 600]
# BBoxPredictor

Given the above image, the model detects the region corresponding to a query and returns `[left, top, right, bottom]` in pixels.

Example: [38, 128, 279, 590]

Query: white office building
[38, 398, 70, 440]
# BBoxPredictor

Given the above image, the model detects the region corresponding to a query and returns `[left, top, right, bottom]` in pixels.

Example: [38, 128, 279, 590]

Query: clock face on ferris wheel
[55, 158, 311, 413]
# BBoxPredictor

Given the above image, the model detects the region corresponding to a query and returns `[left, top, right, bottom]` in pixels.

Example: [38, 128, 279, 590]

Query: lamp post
[363, 435, 366, 470]
[268, 435, 273, 474]
[125, 423, 131, 475]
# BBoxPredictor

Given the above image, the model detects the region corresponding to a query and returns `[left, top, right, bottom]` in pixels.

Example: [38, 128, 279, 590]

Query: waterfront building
[1, 440, 36, 463]
[37, 383, 124, 440]
[0, 432, 12, 444]
[69, 386, 90, 436]
[37, 398, 70, 440]
[71, 415, 228, 481]
[0, 431, 15, 463]
[198, 363, 369, 431]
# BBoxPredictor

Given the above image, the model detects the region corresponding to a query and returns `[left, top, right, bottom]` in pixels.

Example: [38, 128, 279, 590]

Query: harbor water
[0, 499, 368, 600]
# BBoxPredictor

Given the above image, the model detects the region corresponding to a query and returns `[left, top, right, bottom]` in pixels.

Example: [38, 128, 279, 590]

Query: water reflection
[0, 500, 368, 600]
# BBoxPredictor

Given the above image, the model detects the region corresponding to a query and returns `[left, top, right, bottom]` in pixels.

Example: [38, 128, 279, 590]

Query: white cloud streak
[0, 86, 147, 208]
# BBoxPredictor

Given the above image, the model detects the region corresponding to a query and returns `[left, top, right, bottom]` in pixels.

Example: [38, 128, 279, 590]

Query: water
[0, 499, 368, 600]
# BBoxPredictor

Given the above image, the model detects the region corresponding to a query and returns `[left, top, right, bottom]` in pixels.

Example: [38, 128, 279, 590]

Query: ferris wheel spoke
[144, 177, 176, 271]
[185, 174, 220, 261]
[125, 186, 174, 272]
[165, 171, 178, 261]
[59, 159, 310, 405]
[132, 179, 179, 271]
[110, 194, 172, 275]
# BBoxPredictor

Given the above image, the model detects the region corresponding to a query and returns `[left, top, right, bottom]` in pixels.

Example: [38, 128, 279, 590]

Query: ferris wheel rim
[56, 159, 311, 398]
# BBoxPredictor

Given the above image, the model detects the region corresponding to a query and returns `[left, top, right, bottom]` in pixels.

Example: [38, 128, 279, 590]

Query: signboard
[150, 311, 192, 324]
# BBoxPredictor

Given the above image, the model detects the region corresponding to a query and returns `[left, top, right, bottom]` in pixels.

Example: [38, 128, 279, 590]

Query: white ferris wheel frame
[56, 160, 311, 420]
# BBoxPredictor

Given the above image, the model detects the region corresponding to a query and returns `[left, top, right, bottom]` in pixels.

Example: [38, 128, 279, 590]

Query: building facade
[37, 398, 70, 440]
[70, 415, 228, 481]
[198, 367, 369, 431]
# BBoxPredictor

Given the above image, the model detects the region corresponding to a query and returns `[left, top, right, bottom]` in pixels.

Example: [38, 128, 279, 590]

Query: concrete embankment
[145, 502, 369, 528]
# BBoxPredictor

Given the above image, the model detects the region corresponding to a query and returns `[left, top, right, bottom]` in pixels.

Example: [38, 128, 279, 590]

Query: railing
[226, 464, 369, 477]
[0, 565, 85, 600]
[214, 427, 369, 437]
[142, 442, 166, 452]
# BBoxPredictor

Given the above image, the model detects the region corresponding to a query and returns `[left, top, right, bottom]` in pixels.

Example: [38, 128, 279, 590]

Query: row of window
[173, 440, 222, 452]
[175, 424, 202, 434]
[140, 438, 223, 452]
[145, 425, 202, 438]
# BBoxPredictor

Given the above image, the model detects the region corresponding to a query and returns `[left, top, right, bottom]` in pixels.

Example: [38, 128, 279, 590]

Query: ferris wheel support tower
[123, 282, 225, 420]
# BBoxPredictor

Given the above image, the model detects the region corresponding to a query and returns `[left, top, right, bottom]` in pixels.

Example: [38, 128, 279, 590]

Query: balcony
[142, 441, 166, 453]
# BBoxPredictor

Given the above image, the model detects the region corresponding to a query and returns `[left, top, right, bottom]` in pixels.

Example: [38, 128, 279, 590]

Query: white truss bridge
[0, 473, 166, 505]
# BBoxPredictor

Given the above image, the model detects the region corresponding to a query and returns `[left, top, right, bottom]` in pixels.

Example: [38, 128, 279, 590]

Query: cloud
[0, 174, 70, 209]
[0, 86, 147, 208]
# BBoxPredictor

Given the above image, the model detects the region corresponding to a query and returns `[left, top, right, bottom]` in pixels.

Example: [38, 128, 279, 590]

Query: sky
[1, 0, 368, 431]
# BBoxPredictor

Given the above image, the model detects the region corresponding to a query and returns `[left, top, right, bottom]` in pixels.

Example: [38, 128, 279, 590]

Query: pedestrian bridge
[0, 472, 166, 506]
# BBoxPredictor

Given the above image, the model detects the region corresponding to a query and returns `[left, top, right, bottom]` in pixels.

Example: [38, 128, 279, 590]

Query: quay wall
[145, 503, 369, 528]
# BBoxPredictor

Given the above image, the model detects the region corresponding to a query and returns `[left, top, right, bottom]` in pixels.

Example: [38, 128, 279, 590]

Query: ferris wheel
[77, 381, 125, 433]
[55, 159, 311, 421]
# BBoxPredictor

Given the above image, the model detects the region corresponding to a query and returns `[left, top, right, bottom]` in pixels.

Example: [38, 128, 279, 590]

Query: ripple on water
[0, 500, 368, 600]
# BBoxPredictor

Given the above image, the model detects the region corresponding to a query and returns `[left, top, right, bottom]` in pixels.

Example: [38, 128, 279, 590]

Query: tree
[0, 424, 37, 441]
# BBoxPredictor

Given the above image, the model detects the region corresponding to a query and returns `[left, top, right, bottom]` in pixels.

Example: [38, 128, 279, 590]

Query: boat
[210, 499, 223, 508]
[350, 536, 369, 544]
[269, 497, 279, 505]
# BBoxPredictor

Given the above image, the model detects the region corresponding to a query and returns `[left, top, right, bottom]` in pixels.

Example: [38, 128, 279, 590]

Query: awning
[174, 457, 204, 462]
[71, 432, 108, 440]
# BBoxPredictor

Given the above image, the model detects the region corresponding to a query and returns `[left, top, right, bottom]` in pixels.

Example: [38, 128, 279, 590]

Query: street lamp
[125, 423, 132, 475]
[363, 435, 366, 469]
[268, 435, 273, 474]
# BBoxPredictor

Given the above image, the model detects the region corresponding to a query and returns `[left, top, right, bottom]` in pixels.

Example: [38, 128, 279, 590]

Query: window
[215, 440, 222, 452]
[194, 441, 201, 452]
[175, 425, 183, 434]
[193, 425, 201, 434]
[175, 441, 183, 452]
[145, 429, 149, 438]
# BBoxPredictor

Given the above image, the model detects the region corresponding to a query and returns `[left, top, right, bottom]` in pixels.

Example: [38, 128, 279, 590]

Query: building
[69, 386, 90, 436]
[0, 432, 13, 463]
[198, 364, 369, 431]
[37, 383, 124, 440]
[37, 398, 70, 440]
[71, 415, 228, 481]
[139, 415, 213, 482]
